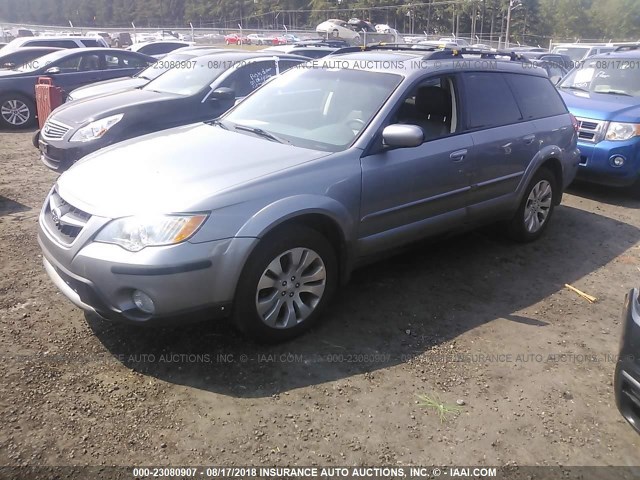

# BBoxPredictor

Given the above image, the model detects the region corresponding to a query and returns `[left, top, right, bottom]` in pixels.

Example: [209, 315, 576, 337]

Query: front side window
[392, 76, 458, 141]
[223, 67, 402, 152]
[56, 53, 101, 73]
[463, 72, 523, 129]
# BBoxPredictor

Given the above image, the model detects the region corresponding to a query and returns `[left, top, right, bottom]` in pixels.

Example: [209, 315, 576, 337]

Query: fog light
[609, 155, 626, 168]
[132, 290, 155, 314]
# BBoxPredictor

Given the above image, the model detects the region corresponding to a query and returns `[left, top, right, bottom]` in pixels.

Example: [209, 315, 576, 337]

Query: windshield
[223, 66, 402, 152]
[559, 57, 640, 97]
[552, 47, 589, 61]
[142, 56, 227, 95]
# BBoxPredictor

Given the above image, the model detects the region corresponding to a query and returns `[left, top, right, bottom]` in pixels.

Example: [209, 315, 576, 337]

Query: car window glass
[464, 72, 523, 129]
[81, 40, 101, 47]
[220, 61, 276, 97]
[393, 76, 457, 141]
[505, 73, 566, 119]
[106, 53, 148, 69]
[56, 53, 101, 73]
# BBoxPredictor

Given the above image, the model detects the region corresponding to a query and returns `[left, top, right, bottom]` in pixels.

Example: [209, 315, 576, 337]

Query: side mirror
[45, 66, 61, 75]
[210, 87, 235, 102]
[382, 124, 424, 148]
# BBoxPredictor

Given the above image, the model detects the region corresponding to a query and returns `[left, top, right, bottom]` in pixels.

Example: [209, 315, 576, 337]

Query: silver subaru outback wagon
[38, 49, 580, 342]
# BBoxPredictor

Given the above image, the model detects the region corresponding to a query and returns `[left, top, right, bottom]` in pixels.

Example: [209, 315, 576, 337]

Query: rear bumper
[614, 288, 640, 434]
[575, 138, 640, 187]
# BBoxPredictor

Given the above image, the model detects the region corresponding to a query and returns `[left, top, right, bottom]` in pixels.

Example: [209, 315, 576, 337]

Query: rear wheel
[233, 225, 337, 342]
[0, 94, 35, 129]
[507, 167, 557, 242]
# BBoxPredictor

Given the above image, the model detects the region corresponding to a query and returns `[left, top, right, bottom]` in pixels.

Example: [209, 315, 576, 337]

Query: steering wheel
[347, 118, 365, 132]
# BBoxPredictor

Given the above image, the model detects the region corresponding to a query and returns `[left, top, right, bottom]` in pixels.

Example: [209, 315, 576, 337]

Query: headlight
[605, 122, 640, 141]
[95, 214, 208, 252]
[69, 114, 123, 142]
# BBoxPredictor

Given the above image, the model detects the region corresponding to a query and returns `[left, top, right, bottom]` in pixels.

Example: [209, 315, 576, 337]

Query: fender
[235, 194, 358, 282]
[514, 144, 568, 205]
[236, 194, 356, 242]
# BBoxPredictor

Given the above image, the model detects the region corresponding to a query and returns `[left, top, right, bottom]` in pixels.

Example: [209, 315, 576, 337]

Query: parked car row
[0, 48, 155, 129]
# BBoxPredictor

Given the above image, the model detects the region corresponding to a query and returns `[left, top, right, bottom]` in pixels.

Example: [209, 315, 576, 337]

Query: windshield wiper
[234, 124, 290, 144]
[596, 90, 632, 97]
[208, 118, 228, 129]
[560, 85, 589, 92]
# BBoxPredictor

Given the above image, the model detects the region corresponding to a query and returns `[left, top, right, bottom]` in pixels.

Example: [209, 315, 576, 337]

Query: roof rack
[614, 44, 640, 51]
[331, 44, 531, 62]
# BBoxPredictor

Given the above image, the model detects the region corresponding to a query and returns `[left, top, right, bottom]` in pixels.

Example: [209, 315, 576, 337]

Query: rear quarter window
[462, 72, 523, 129]
[505, 73, 567, 119]
[81, 39, 101, 47]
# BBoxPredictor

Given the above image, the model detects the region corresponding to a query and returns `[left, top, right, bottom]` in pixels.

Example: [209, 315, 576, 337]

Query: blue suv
[558, 48, 640, 189]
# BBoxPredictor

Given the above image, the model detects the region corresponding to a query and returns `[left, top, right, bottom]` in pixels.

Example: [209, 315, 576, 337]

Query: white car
[0, 36, 108, 54]
[316, 19, 360, 41]
[247, 34, 269, 45]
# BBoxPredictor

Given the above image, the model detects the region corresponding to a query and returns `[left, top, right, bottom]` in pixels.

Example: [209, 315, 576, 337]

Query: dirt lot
[1, 131, 639, 474]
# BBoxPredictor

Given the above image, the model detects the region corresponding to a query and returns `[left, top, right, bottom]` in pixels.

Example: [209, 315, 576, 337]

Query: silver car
[38, 50, 580, 341]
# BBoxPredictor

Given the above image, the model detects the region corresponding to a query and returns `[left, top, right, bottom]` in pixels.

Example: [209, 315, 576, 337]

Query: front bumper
[575, 138, 640, 187]
[39, 136, 105, 173]
[38, 211, 258, 326]
[614, 288, 640, 434]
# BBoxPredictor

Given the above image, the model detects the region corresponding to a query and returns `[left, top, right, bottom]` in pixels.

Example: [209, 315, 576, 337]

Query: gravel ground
[0, 131, 639, 474]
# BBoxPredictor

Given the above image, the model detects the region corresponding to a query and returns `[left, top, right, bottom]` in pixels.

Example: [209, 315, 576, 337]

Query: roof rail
[458, 47, 529, 61]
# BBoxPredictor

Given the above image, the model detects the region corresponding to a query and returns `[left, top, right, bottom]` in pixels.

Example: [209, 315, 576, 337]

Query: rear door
[459, 71, 538, 215]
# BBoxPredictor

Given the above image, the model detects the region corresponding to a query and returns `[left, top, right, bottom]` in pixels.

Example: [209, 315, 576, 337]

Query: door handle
[450, 149, 467, 161]
[522, 134, 536, 145]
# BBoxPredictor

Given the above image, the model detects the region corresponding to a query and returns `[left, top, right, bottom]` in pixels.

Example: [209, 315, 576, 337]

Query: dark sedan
[66, 48, 223, 102]
[0, 46, 63, 69]
[615, 288, 640, 434]
[0, 48, 154, 129]
[38, 51, 307, 172]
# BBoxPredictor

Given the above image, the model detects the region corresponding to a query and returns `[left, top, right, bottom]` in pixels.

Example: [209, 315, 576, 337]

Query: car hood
[559, 90, 640, 123]
[57, 123, 331, 218]
[70, 77, 145, 101]
[50, 88, 185, 126]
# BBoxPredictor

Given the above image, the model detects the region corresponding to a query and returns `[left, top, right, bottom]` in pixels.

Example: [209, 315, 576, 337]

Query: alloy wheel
[255, 247, 327, 329]
[524, 180, 553, 233]
[1, 99, 30, 126]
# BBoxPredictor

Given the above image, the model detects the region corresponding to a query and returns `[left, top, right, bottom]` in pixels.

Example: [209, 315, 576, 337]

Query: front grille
[42, 119, 71, 140]
[43, 188, 91, 246]
[575, 117, 606, 143]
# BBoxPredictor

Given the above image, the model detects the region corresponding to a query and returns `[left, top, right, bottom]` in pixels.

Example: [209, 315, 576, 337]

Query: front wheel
[233, 225, 337, 342]
[506, 167, 557, 242]
[0, 94, 36, 129]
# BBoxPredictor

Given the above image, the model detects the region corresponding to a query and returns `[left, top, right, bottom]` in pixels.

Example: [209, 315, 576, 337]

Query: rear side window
[28, 40, 78, 48]
[81, 39, 101, 47]
[463, 72, 522, 129]
[505, 73, 567, 120]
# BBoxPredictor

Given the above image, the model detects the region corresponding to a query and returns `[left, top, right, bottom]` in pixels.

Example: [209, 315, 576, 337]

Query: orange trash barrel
[35, 76, 64, 129]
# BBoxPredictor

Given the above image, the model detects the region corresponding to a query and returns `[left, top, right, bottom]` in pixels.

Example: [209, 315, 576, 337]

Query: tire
[233, 225, 337, 342]
[32, 129, 40, 148]
[0, 94, 36, 129]
[506, 167, 557, 243]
